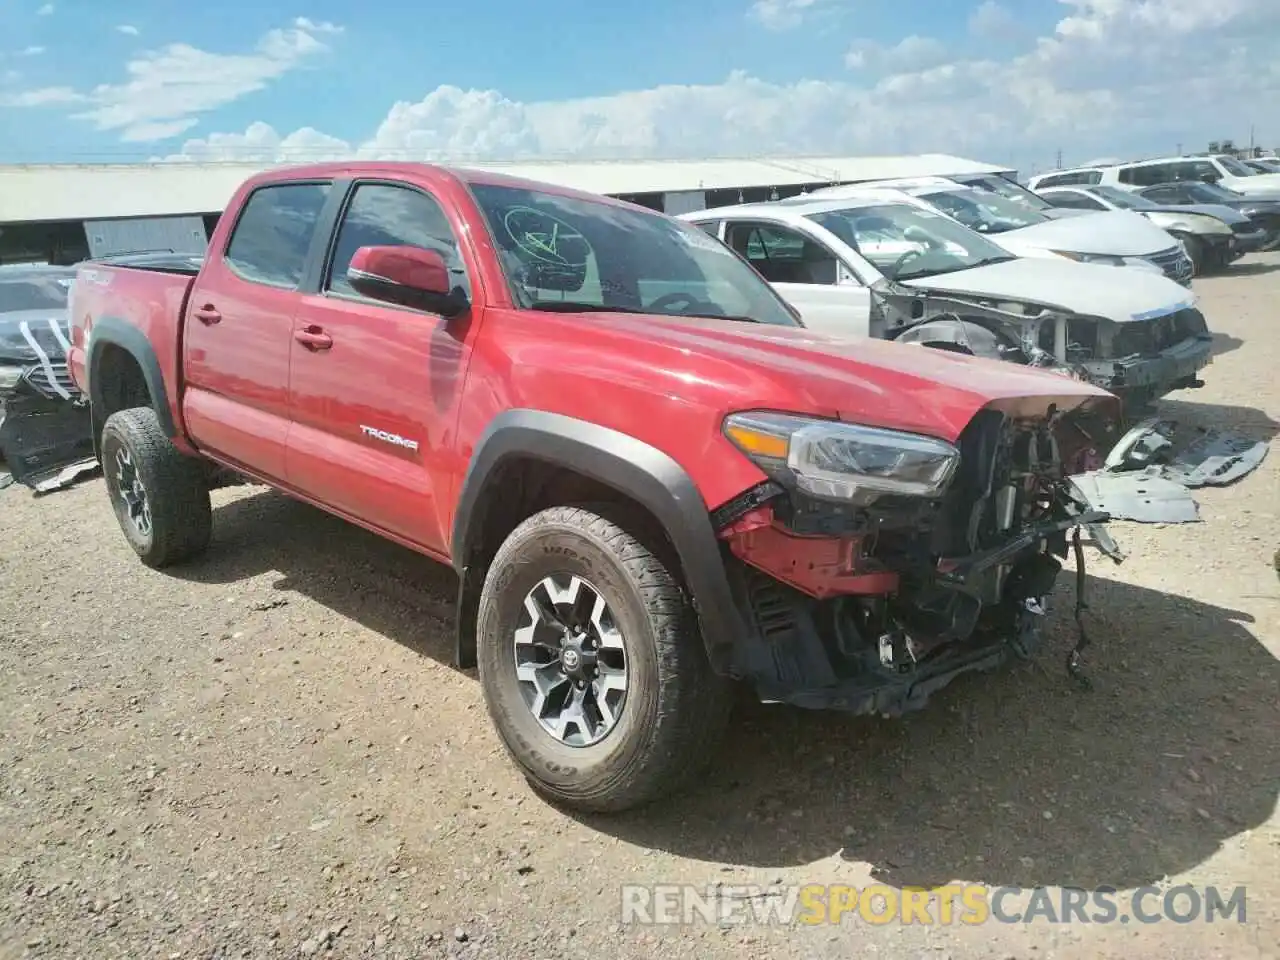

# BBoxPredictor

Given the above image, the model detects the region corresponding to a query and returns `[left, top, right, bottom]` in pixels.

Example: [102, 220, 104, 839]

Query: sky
[0, 0, 1276, 175]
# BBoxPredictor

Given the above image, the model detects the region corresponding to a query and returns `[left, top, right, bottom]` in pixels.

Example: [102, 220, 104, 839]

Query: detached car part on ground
[0, 264, 96, 490]
[807, 177, 1196, 287]
[681, 195, 1213, 418]
[70, 161, 1129, 813]
[1034, 184, 1267, 274]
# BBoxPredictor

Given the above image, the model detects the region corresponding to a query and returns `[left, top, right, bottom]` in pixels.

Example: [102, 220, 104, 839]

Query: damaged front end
[0, 268, 97, 491]
[873, 284, 1214, 415]
[0, 363, 95, 491]
[714, 403, 1122, 716]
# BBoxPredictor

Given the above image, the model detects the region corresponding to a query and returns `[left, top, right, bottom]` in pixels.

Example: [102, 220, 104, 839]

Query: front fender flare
[450, 409, 747, 672]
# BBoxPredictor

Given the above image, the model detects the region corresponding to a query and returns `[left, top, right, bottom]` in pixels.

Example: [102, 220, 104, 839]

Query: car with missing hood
[0, 264, 94, 486]
[805, 178, 1195, 287]
[1034, 184, 1267, 274]
[681, 193, 1213, 416]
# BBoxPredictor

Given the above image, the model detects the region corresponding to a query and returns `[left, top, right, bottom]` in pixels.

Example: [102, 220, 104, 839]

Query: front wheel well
[453, 458, 684, 669]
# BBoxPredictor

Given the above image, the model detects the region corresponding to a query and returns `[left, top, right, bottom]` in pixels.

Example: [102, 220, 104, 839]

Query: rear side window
[1119, 163, 1172, 186]
[1037, 171, 1100, 188]
[224, 182, 332, 288]
[1045, 191, 1107, 211]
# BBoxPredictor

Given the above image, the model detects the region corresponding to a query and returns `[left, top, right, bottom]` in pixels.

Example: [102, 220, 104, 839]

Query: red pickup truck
[67, 162, 1120, 812]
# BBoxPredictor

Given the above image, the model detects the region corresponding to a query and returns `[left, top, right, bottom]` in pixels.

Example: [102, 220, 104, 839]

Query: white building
[0, 153, 1014, 265]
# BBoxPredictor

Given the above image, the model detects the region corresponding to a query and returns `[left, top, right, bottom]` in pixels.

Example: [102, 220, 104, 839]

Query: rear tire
[100, 407, 211, 568]
[476, 505, 733, 813]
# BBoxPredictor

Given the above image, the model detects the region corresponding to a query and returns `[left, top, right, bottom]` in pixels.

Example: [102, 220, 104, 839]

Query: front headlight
[1050, 250, 1126, 267]
[0, 364, 26, 392]
[723, 411, 960, 503]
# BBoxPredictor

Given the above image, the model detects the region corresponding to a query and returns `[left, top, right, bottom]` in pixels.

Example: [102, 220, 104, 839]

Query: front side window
[1139, 185, 1185, 204]
[326, 183, 469, 302]
[804, 203, 1015, 281]
[918, 189, 1047, 233]
[723, 222, 842, 285]
[224, 182, 331, 288]
[1184, 182, 1243, 203]
[466, 182, 800, 325]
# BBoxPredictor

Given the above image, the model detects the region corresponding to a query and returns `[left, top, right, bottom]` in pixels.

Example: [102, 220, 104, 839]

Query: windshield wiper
[529, 300, 650, 314]
[677, 312, 762, 323]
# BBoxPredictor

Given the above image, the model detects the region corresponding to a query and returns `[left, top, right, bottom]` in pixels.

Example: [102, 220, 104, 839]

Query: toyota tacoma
[67, 163, 1121, 812]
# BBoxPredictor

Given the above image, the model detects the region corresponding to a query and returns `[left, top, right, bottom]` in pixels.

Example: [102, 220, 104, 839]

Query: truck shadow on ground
[1209, 331, 1244, 357]
[171, 489, 1279, 894]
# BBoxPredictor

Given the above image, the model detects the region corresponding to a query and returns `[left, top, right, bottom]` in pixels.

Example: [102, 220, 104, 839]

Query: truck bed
[67, 257, 201, 446]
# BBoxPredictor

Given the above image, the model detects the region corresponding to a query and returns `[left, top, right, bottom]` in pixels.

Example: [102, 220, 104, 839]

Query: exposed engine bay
[715, 404, 1122, 715]
[870, 283, 1214, 413]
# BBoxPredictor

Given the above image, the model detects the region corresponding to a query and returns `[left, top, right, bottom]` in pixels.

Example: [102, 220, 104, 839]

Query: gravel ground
[2, 255, 1278, 960]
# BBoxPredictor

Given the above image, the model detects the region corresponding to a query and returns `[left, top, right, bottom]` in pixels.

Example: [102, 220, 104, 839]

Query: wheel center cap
[561, 647, 581, 670]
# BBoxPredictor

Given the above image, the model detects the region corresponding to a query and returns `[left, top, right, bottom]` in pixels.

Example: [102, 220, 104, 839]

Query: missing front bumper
[0, 394, 95, 489]
[1078, 334, 1214, 398]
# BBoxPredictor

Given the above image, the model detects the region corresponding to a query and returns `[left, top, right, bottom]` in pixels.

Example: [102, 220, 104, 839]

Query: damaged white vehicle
[680, 194, 1214, 421]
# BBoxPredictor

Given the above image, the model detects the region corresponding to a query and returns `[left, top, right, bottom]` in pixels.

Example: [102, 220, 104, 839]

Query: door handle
[294, 325, 333, 351]
[193, 305, 221, 325]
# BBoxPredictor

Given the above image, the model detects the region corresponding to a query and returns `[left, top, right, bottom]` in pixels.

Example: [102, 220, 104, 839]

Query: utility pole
[1055, 148, 1062, 169]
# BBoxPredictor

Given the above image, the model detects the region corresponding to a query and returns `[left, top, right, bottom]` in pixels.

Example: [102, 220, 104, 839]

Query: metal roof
[0, 153, 1012, 224]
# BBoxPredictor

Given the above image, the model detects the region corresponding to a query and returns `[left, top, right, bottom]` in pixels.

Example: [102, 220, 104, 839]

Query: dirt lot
[2, 256, 1279, 960]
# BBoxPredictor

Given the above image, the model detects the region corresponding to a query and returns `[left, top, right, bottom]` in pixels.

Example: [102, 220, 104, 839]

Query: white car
[1089, 155, 1280, 198]
[805, 178, 1194, 287]
[679, 194, 1214, 409]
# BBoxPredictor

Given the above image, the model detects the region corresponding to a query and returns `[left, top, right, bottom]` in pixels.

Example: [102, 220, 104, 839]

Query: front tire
[476, 505, 733, 813]
[100, 407, 211, 568]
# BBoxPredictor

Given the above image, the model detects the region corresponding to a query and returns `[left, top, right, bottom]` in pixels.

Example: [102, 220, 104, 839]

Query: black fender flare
[890, 317, 1009, 361]
[85, 317, 177, 450]
[449, 409, 747, 672]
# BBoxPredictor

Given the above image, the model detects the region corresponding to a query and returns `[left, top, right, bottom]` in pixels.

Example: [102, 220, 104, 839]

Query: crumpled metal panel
[1069, 469, 1202, 524]
[1103, 417, 1270, 487]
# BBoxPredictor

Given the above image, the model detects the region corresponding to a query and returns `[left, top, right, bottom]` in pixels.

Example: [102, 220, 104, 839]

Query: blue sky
[1, 0, 1277, 174]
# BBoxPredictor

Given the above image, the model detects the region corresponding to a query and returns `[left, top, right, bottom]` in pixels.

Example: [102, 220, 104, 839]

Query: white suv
[1094, 155, 1280, 197]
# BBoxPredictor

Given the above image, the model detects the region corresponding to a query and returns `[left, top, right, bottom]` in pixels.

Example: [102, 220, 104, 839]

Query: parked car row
[4, 158, 1268, 814]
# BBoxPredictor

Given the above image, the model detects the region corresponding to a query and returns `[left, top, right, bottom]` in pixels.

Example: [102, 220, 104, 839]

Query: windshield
[1089, 186, 1158, 210]
[466, 183, 799, 326]
[918, 188, 1047, 233]
[0, 276, 73, 313]
[952, 174, 1054, 212]
[1217, 156, 1255, 177]
[1185, 182, 1244, 203]
[1247, 159, 1280, 173]
[805, 203, 1016, 281]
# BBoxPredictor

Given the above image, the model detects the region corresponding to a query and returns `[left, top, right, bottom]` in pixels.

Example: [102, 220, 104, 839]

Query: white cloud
[846, 35, 948, 70]
[36, 3, 53, 14]
[749, 0, 834, 31]
[23, 0, 1280, 173]
[0, 85, 83, 107]
[2, 19, 338, 141]
[293, 17, 343, 34]
[20, 46, 45, 56]
[116, 24, 140, 36]
[968, 0, 1019, 40]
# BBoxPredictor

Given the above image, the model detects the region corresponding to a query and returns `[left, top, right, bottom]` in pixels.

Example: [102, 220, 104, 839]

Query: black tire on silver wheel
[476, 505, 733, 813]
[100, 407, 211, 568]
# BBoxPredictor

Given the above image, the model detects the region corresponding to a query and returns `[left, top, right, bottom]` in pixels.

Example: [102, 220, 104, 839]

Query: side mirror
[347, 245, 468, 317]
[1200, 172, 1221, 183]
